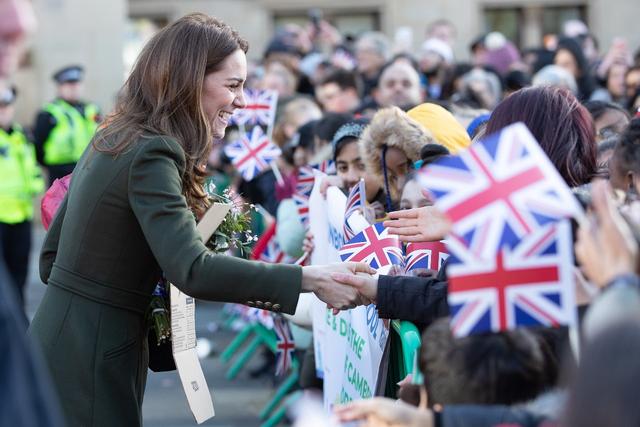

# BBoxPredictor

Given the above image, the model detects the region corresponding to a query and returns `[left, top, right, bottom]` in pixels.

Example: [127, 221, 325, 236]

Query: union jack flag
[224, 126, 281, 181]
[447, 220, 577, 337]
[404, 241, 449, 273]
[229, 89, 278, 128]
[274, 315, 296, 376]
[310, 160, 336, 175]
[344, 179, 366, 243]
[293, 192, 310, 228]
[295, 166, 316, 199]
[247, 308, 275, 329]
[258, 233, 295, 264]
[339, 223, 404, 270]
[420, 122, 583, 257]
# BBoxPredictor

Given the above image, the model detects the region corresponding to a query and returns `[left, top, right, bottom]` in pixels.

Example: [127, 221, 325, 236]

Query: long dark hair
[554, 37, 595, 100]
[94, 13, 248, 215]
[485, 86, 596, 187]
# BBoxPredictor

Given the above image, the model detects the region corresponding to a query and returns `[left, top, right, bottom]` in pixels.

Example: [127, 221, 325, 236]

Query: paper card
[174, 350, 215, 424]
[197, 203, 232, 241]
[169, 202, 231, 423]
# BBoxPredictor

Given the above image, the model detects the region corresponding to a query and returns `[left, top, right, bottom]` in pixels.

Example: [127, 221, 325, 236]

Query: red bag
[41, 174, 71, 230]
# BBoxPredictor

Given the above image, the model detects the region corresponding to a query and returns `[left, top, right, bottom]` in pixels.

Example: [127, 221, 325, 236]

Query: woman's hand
[383, 206, 452, 243]
[302, 262, 376, 310]
[334, 398, 434, 427]
[575, 180, 639, 288]
[330, 271, 378, 303]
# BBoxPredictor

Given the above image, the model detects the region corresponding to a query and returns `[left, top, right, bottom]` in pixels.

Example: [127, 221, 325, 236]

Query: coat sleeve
[128, 136, 301, 314]
[375, 274, 449, 328]
[39, 194, 68, 284]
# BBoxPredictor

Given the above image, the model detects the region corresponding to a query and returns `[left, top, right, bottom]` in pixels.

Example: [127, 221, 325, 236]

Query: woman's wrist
[301, 265, 320, 293]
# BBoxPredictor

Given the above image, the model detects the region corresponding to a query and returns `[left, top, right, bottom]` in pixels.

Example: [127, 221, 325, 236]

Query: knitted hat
[331, 118, 370, 160]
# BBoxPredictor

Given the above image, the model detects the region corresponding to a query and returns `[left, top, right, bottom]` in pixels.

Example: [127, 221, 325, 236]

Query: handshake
[300, 206, 453, 311]
[301, 262, 378, 311]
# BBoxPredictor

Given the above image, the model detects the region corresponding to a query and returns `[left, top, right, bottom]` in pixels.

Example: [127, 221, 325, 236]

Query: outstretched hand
[302, 262, 376, 311]
[383, 206, 452, 243]
[334, 397, 434, 427]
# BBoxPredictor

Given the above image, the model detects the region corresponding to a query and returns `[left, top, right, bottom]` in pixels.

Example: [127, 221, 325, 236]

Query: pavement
[23, 226, 280, 427]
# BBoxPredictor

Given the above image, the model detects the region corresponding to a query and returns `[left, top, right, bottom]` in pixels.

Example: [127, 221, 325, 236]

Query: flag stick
[271, 161, 285, 187]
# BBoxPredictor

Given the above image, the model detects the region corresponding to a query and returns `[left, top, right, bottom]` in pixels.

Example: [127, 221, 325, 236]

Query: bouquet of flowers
[148, 183, 257, 344]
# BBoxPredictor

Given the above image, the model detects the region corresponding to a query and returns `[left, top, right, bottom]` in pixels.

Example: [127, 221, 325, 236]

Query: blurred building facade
[12, 0, 640, 123]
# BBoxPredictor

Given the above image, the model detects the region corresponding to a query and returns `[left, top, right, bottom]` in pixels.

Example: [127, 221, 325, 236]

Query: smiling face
[335, 138, 381, 198]
[201, 49, 247, 139]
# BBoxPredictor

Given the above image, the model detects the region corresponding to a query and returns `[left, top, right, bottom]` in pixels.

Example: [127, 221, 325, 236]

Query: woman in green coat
[28, 14, 373, 426]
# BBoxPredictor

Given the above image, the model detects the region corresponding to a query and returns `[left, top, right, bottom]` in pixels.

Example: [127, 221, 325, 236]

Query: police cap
[52, 65, 84, 84]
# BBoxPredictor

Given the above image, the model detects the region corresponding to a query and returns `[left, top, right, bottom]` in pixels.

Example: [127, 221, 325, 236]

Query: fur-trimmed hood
[359, 106, 436, 203]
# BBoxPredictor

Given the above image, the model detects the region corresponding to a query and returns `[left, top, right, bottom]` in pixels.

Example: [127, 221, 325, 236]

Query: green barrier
[386, 320, 423, 397]
[258, 360, 299, 421]
[220, 317, 423, 424]
[220, 322, 254, 363]
[260, 390, 302, 427]
[220, 322, 301, 423]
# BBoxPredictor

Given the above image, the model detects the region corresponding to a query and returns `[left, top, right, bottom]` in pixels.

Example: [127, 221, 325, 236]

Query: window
[273, 9, 380, 40]
[541, 5, 587, 37]
[484, 7, 523, 46]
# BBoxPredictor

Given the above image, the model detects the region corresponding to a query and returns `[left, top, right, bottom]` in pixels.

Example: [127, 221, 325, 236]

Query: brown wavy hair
[93, 13, 248, 215]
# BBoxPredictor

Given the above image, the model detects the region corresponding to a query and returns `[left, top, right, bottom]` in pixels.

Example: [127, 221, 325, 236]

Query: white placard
[309, 185, 388, 411]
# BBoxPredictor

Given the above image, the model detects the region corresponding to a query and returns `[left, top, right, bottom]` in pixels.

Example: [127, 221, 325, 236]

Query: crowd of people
[3, 0, 640, 426]
[188, 14, 640, 427]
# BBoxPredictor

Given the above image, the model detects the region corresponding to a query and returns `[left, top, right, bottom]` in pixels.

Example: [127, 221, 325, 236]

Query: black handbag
[147, 328, 176, 372]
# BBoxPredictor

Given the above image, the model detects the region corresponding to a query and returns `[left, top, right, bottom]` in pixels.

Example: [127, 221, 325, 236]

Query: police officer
[0, 84, 44, 306]
[33, 65, 100, 185]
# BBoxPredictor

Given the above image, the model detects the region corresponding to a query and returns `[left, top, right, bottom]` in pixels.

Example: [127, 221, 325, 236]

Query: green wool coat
[28, 134, 302, 426]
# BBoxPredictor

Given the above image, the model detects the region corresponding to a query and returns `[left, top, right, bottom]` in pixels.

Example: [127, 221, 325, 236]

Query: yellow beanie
[407, 103, 471, 154]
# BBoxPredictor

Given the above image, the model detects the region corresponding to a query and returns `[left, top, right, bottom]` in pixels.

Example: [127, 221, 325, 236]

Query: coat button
[272, 304, 281, 312]
[256, 301, 264, 308]
[247, 301, 255, 307]
[264, 302, 273, 309]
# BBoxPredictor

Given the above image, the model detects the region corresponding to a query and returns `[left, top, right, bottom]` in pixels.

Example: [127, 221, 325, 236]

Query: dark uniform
[33, 65, 100, 186]
[0, 86, 44, 306]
